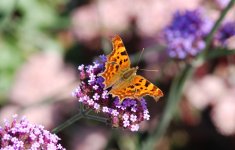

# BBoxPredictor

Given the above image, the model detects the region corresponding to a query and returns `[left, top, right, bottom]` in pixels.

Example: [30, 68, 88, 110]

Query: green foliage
[0, 0, 66, 100]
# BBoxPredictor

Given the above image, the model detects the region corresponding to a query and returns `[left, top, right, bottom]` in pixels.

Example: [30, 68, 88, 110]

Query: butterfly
[99, 35, 163, 102]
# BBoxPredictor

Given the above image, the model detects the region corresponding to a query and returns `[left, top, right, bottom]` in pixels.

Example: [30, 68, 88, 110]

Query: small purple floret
[216, 21, 235, 45]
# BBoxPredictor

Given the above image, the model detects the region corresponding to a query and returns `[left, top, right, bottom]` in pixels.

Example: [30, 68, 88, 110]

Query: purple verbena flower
[216, 21, 235, 46]
[130, 124, 139, 132]
[94, 103, 100, 110]
[72, 55, 150, 131]
[0, 114, 65, 150]
[123, 120, 130, 128]
[164, 9, 213, 59]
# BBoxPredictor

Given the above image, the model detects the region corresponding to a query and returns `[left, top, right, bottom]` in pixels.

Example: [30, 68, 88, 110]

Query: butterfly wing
[99, 35, 131, 89]
[110, 75, 164, 102]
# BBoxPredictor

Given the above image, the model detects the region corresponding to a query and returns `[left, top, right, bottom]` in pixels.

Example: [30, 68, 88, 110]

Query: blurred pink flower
[206, 1, 235, 24]
[134, 0, 168, 37]
[226, 36, 235, 49]
[70, 127, 109, 150]
[211, 89, 235, 135]
[0, 104, 56, 129]
[0, 105, 19, 122]
[97, 0, 132, 34]
[72, 0, 132, 41]
[215, 0, 230, 9]
[9, 52, 76, 106]
[185, 75, 227, 110]
[185, 69, 235, 135]
[72, 0, 202, 40]
[72, 4, 100, 41]
[134, 0, 202, 37]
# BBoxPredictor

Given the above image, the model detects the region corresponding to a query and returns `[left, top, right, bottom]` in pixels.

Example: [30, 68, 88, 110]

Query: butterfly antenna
[137, 48, 145, 66]
[139, 69, 159, 72]
[137, 48, 159, 72]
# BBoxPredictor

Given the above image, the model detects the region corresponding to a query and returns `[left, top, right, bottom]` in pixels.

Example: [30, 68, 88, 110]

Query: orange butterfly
[99, 35, 163, 102]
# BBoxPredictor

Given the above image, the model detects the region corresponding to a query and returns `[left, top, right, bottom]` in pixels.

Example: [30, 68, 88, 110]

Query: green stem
[86, 114, 109, 123]
[79, 102, 85, 113]
[52, 113, 83, 134]
[52, 104, 106, 133]
[206, 48, 235, 60]
[141, 1, 235, 149]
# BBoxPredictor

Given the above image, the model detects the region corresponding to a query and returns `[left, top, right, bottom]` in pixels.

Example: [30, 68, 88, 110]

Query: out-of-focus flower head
[134, 0, 201, 37]
[72, 55, 150, 132]
[10, 52, 76, 106]
[71, 126, 109, 150]
[216, 21, 235, 46]
[164, 9, 213, 59]
[215, 0, 230, 9]
[71, 0, 131, 42]
[184, 75, 227, 110]
[0, 114, 65, 150]
[211, 89, 235, 135]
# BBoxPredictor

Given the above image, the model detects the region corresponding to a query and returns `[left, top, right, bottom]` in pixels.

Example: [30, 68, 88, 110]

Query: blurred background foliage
[0, 0, 235, 150]
[0, 0, 65, 100]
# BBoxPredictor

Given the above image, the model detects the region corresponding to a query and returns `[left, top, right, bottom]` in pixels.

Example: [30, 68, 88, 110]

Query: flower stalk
[52, 103, 105, 134]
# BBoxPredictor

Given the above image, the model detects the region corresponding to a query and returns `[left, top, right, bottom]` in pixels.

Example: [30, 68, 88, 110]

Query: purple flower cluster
[0, 115, 65, 150]
[164, 9, 213, 59]
[72, 55, 151, 131]
[216, 21, 235, 45]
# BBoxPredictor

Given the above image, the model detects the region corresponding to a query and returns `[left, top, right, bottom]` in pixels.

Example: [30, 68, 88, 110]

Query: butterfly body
[121, 66, 138, 80]
[99, 35, 163, 102]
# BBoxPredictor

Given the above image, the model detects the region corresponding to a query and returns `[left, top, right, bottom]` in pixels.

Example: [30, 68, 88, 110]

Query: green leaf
[206, 48, 235, 60]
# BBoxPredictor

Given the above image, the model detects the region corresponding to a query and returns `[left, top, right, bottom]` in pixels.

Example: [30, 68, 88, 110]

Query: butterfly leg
[109, 78, 125, 94]
[107, 61, 118, 65]
[133, 88, 139, 99]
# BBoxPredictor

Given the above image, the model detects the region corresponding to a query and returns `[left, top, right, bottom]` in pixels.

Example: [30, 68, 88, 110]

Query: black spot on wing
[117, 43, 124, 48]
[145, 81, 150, 87]
[121, 51, 127, 56]
[115, 65, 119, 71]
[151, 86, 157, 91]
